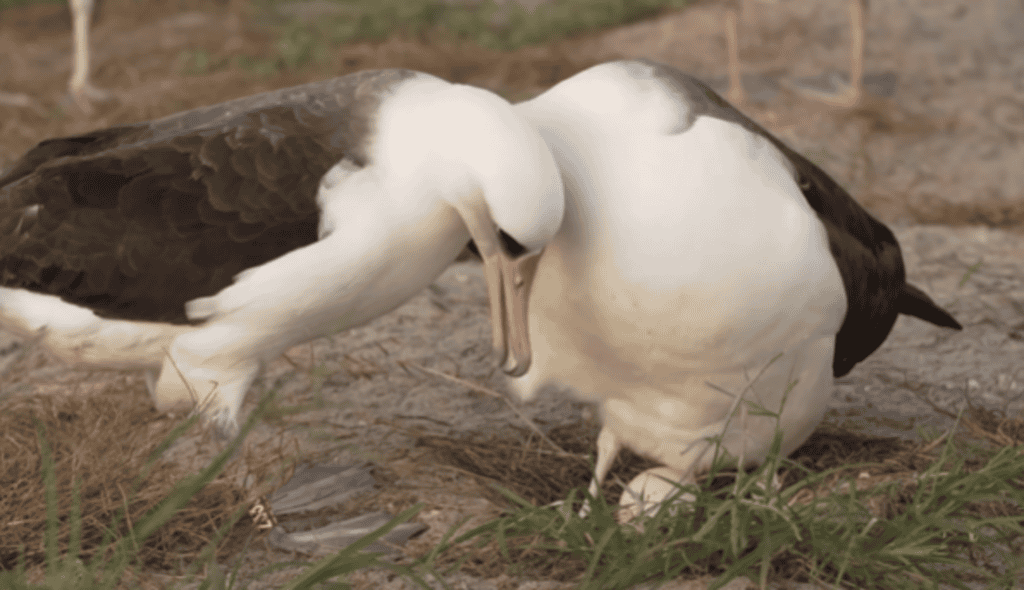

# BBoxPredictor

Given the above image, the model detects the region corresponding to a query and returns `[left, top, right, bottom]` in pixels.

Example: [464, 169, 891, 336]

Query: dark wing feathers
[643, 59, 961, 377]
[785, 155, 910, 377]
[0, 69, 417, 324]
[900, 283, 963, 330]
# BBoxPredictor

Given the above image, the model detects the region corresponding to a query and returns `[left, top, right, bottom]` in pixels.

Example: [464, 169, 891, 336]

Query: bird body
[510, 60, 960, 512]
[0, 69, 563, 435]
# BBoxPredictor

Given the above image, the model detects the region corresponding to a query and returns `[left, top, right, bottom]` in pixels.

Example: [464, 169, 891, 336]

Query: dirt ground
[1, 0, 1023, 588]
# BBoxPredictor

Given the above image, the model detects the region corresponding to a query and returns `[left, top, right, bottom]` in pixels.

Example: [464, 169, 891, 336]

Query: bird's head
[376, 76, 565, 376]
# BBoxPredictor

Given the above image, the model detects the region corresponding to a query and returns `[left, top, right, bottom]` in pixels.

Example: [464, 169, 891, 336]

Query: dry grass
[418, 422, 659, 509]
[0, 386, 300, 578]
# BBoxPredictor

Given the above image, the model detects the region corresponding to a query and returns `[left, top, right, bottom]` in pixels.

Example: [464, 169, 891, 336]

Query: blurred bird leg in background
[68, 0, 114, 113]
[725, 0, 866, 108]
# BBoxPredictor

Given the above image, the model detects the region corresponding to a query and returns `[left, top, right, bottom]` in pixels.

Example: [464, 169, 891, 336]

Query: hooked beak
[455, 199, 543, 377]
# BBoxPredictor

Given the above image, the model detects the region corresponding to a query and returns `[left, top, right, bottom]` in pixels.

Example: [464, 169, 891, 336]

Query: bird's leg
[791, 0, 866, 107]
[578, 426, 623, 517]
[589, 426, 621, 497]
[68, 0, 113, 113]
[224, 0, 246, 51]
[724, 4, 745, 106]
[844, 0, 866, 106]
[144, 368, 159, 400]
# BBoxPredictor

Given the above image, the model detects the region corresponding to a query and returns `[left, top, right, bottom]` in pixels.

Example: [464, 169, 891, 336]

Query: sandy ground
[1, 0, 1023, 588]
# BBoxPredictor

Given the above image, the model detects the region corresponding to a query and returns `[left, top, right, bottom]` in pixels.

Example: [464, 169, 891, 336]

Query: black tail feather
[900, 283, 962, 330]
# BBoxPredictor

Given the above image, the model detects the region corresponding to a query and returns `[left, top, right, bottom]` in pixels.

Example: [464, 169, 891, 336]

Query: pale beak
[495, 250, 542, 376]
[455, 199, 543, 377]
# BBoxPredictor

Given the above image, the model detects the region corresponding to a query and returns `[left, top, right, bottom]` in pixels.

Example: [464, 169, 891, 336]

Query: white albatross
[0, 69, 563, 436]
[509, 59, 961, 516]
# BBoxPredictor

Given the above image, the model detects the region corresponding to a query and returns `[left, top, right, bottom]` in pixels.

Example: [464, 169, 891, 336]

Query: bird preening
[0, 69, 562, 436]
[0, 60, 961, 518]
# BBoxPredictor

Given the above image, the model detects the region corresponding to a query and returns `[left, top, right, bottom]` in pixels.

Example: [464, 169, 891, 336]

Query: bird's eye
[462, 230, 527, 259]
[499, 230, 527, 257]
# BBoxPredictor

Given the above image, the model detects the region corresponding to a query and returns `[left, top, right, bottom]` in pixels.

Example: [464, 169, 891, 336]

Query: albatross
[509, 59, 961, 515]
[0, 69, 563, 436]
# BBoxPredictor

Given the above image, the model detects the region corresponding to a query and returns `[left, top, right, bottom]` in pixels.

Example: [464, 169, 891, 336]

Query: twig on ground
[408, 363, 572, 458]
[917, 429, 950, 454]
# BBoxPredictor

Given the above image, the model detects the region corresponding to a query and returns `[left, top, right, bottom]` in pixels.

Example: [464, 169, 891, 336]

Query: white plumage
[0, 70, 562, 436]
[510, 59, 960, 515]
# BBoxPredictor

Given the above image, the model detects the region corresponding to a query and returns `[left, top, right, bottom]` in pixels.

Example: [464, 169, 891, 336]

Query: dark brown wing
[640, 59, 961, 377]
[0, 69, 417, 324]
